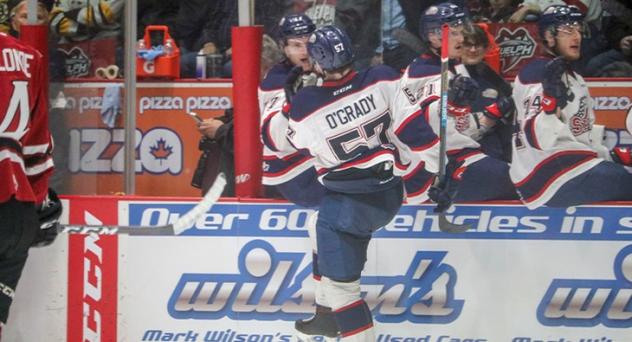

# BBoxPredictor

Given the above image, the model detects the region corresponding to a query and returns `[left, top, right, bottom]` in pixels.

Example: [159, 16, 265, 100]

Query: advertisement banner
[7, 197, 632, 341]
[58, 82, 232, 196]
[114, 199, 632, 341]
[66, 195, 120, 342]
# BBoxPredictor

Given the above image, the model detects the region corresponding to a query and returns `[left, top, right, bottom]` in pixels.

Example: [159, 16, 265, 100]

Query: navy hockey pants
[451, 156, 519, 202]
[0, 198, 39, 323]
[275, 169, 326, 208]
[316, 178, 404, 282]
[546, 161, 632, 207]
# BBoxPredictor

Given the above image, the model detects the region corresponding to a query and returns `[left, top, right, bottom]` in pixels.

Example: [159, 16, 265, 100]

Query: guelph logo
[496, 27, 536, 74]
[59, 46, 91, 78]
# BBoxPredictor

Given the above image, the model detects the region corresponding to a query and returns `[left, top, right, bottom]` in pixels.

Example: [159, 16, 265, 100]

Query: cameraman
[192, 109, 235, 196]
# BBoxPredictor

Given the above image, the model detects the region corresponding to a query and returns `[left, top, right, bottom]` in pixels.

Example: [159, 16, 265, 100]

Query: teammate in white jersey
[510, 5, 632, 208]
[287, 25, 405, 341]
[396, 2, 517, 212]
[257, 14, 337, 338]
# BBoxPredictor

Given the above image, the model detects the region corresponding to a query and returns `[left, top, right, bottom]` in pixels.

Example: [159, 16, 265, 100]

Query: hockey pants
[0, 198, 39, 324]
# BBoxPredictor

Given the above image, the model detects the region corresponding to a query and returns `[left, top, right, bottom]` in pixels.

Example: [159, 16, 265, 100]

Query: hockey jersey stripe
[515, 151, 597, 203]
[25, 158, 54, 176]
[263, 153, 312, 176]
[316, 148, 395, 175]
[0, 150, 25, 168]
[23, 143, 51, 155]
[403, 161, 434, 203]
[394, 106, 439, 151]
[0, 137, 22, 154]
[448, 149, 484, 162]
[524, 115, 541, 150]
[261, 110, 281, 152]
[262, 157, 314, 186]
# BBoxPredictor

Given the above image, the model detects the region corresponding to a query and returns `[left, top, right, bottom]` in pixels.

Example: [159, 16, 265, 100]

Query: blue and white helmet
[278, 14, 316, 41]
[307, 25, 354, 71]
[537, 5, 584, 38]
[420, 2, 467, 40]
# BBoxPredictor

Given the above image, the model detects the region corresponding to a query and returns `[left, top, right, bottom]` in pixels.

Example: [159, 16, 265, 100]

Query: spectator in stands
[335, 0, 381, 70]
[260, 34, 284, 78]
[509, 0, 602, 25]
[0, 0, 9, 33]
[49, 0, 124, 43]
[137, 0, 179, 41]
[373, 0, 419, 71]
[7, 0, 50, 36]
[585, 0, 632, 76]
[487, 0, 521, 23]
[193, 110, 235, 197]
[175, 0, 290, 78]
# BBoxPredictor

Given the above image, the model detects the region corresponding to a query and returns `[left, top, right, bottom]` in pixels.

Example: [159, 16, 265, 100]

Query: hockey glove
[284, 66, 304, 104]
[32, 188, 63, 248]
[448, 75, 479, 116]
[611, 147, 632, 166]
[429, 158, 468, 213]
[428, 183, 454, 213]
[541, 57, 569, 114]
[483, 96, 515, 123]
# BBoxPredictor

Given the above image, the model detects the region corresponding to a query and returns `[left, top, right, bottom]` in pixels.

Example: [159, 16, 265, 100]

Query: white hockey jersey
[395, 54, 487, 175]
[288, 65, 423, 194]
[258, 62, 316, 186]
[510, 56, 610, 208]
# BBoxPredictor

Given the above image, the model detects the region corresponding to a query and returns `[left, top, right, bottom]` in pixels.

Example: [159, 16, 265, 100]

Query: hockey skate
[295, 305, 339, 341]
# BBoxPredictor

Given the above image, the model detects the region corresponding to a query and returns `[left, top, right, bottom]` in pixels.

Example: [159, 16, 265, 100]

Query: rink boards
[6, 197, 632, 342]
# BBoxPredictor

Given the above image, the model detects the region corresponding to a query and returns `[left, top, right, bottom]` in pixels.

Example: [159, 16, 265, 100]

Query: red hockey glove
[483, 96, 515, 123]
[611, 147, 632, 166]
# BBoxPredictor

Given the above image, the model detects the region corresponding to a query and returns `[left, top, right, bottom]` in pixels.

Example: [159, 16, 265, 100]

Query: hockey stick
[435, 24, 471, 233]
[60, 173, 227, 235]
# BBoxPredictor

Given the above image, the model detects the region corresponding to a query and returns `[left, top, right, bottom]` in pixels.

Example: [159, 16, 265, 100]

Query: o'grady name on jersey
[325, 94, 377, 129]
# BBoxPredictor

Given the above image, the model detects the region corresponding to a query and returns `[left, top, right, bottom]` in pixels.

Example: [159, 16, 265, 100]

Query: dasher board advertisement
[16, 197, 622, 342]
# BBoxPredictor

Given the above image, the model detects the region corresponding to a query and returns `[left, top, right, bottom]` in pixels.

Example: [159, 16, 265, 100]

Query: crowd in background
[0, 0, 630, 79]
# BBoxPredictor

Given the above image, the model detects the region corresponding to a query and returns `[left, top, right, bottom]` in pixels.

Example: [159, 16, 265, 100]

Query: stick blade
[438, 213, 471, 233]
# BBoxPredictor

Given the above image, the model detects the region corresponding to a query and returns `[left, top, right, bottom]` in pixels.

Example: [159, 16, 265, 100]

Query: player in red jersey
[0, 32, 61, 339]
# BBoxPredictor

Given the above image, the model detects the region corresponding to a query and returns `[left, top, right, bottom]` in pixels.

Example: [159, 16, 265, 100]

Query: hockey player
[510, 5, 632, 208]
[259, 13, 324, 207]
[287, 25, 405, 341]
[0, 32, 62, 339]
[396, 2, 518, 211]
[257, 14, 335, 338]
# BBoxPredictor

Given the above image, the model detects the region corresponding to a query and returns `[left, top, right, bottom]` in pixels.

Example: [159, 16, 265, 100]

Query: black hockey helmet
[420, 2, 468, 41]
[538, 5, 584, 38]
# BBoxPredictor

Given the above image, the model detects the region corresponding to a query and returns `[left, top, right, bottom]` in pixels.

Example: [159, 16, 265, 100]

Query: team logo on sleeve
[496, 27, 536, 74]
[570, 96, 591, 136]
